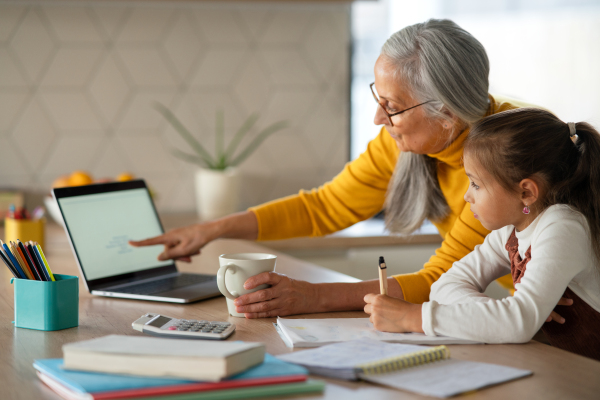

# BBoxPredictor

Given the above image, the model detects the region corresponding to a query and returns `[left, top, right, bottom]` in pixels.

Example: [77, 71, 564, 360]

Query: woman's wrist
[201, 211, 259, 242]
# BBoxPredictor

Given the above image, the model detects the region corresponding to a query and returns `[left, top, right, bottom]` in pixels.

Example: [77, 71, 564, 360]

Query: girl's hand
[364, 294, 424, 333]
[546, 297, 574, 323]
[233, 272, 318, 318]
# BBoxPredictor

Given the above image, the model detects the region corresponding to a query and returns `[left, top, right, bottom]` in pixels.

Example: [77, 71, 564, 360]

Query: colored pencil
[24, 241, 49, 281]
[34, 243, 55, 281]
[0, 247, 19, 278]
[1, 241, 27, 279]
[11, 241, 34, 280]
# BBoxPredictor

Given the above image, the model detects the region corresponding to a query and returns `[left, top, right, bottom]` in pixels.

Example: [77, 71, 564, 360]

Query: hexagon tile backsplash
[0, 2, 350, 212]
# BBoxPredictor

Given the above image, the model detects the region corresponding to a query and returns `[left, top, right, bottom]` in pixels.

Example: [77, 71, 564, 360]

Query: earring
[522, 204, 531, 215]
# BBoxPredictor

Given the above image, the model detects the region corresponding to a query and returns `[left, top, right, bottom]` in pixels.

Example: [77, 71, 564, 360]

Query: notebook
[34, 355, 319, 400]
[275, 317, 480, 347]
[62, 335, 265, 381]
[277, 339, 532, 398]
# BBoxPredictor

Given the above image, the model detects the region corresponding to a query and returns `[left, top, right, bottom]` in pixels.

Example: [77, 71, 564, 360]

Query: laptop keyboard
[109, 274, 214, 295]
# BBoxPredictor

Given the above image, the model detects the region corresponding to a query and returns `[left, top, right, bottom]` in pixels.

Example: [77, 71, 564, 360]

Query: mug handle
[217, 263, 238, 300]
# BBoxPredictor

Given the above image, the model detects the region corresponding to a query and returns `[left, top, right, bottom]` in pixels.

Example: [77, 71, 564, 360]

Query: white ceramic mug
[217, 253, 277, 317]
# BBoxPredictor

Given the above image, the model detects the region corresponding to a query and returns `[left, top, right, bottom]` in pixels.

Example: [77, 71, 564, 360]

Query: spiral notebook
[277, 339, 532, 398]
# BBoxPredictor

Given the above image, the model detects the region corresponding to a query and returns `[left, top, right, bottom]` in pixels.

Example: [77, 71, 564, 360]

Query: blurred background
[1, 0, 599, 287]
[353, 0, 600, 157]
[0, 0, 350, 213]
[2, 0, 599, 213]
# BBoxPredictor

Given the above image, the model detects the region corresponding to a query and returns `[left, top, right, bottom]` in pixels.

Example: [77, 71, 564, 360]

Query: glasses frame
[370, 82, 434, 126]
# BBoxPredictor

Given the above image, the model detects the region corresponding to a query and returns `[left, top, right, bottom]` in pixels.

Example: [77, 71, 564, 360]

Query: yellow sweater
[249, 96, 519, 304]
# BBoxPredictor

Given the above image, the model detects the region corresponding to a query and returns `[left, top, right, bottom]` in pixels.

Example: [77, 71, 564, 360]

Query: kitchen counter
[159, 213, 443, 251]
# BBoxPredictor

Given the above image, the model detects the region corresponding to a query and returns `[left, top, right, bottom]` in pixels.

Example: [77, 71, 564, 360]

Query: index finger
[243, 272, 281, 290]
[129, 235, 168, 247]
[364, 293, 378, 303]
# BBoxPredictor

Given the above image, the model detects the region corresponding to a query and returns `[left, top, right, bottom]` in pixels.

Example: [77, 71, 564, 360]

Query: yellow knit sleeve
[394, 199, 491, 304]
[250, 127, 399, 241]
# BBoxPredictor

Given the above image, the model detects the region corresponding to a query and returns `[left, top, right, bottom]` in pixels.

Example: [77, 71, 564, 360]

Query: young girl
[364, 107, 600, 360]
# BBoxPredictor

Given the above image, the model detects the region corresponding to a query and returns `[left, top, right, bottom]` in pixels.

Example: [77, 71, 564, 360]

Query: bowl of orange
[45, 171, 135, 224]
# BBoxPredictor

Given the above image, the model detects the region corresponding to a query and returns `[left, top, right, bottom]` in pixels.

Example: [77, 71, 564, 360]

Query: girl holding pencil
[364, 108, 600, 360]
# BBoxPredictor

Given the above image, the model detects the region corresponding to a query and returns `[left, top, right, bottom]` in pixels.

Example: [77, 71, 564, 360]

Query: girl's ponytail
[550, 122, 600, 264]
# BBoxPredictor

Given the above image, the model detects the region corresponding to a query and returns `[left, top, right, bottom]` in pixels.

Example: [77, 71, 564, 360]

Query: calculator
[132, 313, 235, 340]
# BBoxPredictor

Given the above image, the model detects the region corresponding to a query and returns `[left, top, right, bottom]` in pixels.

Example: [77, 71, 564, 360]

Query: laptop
[52, 180, 221, 303]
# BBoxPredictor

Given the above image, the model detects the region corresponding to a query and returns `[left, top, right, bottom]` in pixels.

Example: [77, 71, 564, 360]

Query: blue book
[33, 354, 308, 397]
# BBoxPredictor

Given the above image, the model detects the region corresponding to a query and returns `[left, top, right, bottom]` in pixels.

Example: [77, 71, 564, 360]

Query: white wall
[0, 1, 351, 212]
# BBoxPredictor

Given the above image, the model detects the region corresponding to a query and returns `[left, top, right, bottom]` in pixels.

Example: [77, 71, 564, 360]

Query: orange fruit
[52, 175, 70, 188]
[68, 171, 94, 187]
[116, 172, 135, 182]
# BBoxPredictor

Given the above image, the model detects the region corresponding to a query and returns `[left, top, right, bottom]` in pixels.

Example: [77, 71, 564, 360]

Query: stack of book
[34, 335, 324, 400]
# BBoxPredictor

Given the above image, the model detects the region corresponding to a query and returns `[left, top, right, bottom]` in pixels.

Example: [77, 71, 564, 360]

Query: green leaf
[215, 109, 225, 159]
[170, 148, 215, 169]
[229, 120, 289, 167]
[224, 113, 260, 161]
[154, 102, 216, 166]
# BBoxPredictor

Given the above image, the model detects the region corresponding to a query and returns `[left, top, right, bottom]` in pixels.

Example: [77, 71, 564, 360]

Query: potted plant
[155, 103, 288, 220]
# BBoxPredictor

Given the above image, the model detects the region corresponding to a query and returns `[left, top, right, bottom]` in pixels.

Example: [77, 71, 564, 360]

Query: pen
[378, 256, 388, 295]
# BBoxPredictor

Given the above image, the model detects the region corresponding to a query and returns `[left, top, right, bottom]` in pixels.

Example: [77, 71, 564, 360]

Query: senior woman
[131, 19, 568, 323]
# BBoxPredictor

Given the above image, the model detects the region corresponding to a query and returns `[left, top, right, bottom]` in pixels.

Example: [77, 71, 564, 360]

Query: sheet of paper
[276, 318, 480, 347]
[360, 358, 532, 398]
[276, 339, 425, 370]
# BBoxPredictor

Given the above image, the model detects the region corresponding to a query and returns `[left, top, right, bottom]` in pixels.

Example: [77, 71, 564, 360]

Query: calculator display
[147, 316, 172, 328]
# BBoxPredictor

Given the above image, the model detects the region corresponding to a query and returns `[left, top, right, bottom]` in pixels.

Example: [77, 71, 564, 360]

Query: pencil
[33, 242, 55, 281]
[1, 241, 27, 279]
[0, 247, 19, 278]
[378, 256, 388, 295]
[11, 241, 34, 280]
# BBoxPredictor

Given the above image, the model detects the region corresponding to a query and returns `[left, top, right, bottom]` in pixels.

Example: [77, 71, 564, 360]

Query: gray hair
[382, 19, 490, 234]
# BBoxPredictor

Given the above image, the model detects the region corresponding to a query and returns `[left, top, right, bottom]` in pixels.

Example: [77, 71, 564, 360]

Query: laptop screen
[57, 185, 172, 282]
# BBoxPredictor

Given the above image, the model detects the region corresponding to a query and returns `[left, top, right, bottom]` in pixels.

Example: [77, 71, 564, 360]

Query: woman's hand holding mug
[233, 272, 319, 318]
[217, 253, 277, 317]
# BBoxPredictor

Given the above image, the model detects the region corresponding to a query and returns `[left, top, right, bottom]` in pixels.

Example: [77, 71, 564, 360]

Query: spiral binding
[356, 345, 450, 376]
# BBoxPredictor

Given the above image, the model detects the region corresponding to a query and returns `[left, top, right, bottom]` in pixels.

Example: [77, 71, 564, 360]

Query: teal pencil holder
[10, 274, 79, 331]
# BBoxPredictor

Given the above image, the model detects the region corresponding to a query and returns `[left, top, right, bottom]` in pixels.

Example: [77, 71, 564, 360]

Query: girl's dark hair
[464, 107, 600, 265]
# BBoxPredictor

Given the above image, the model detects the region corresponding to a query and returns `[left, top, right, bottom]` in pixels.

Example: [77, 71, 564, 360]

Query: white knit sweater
[422, 205, 600, 343]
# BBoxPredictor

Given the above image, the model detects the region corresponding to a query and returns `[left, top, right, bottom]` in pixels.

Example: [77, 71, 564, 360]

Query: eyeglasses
[370, 82, 434, 126]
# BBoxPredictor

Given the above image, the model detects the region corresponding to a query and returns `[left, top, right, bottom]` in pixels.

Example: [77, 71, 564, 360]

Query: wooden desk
[1, 224, 600, 400]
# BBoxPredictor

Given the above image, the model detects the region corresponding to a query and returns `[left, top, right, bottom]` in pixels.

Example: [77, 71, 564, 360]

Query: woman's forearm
[206, 211, 259, 241]
[312, 277, 404, 313]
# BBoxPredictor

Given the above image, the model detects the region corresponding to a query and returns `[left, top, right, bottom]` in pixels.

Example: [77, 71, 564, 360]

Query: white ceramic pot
[194, 168, 241, 221]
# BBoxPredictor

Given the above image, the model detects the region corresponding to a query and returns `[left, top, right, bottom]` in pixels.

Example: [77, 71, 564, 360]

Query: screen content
[58, 188, 171, 281]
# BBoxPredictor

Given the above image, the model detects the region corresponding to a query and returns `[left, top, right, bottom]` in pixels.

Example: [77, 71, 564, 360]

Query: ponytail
[547, 122, 600, 264]
[465, 108, 600, 268]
